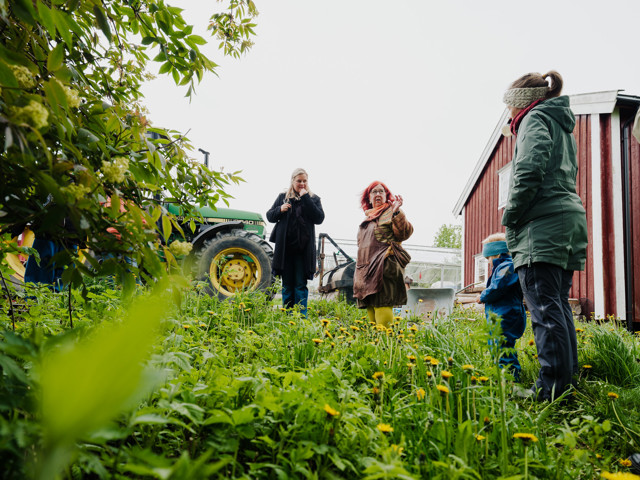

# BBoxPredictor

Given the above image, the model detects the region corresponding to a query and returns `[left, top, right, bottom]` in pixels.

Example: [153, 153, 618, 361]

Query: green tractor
[164, 203, 274, 300]
[5, 205, 274, 300]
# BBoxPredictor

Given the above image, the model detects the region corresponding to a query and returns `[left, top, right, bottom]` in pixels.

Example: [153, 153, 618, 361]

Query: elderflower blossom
[10, 65, 36, 89]
[169, 240, 193, 256]
[63, 84, 82, 108]
[101, 157, 129, 183]
[61, 184, 91, 201]
[13, 100, 49, 129]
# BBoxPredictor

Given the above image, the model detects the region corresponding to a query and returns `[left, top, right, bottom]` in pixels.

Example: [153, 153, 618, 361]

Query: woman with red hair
[353, 181, 413, 327]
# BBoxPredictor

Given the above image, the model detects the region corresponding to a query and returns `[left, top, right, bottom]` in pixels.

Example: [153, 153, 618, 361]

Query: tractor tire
[197, 229, 274, 300]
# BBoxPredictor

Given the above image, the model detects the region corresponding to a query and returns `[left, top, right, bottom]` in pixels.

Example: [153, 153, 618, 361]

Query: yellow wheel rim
[4, 228, 35, 282]
[209, 247, 263, 296]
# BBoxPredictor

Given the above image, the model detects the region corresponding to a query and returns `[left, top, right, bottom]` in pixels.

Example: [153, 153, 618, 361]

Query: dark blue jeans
[518, 263, 577, 401]
[488, 330, 522, 382]
[281, 250, 308, 317]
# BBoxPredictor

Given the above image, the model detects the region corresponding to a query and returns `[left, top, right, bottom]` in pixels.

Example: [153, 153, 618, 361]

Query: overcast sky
[142, 0, 640, 246]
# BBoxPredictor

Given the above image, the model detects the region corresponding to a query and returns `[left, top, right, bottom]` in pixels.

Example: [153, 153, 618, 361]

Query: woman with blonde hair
[266, 168, 324, 317]
[501, 71, 588, 401]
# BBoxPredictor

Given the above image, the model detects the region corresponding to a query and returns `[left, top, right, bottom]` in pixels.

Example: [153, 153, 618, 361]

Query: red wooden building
[453, 91, 640, 330]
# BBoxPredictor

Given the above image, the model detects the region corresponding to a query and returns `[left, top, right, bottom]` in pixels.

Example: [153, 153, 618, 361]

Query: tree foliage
[433, 223, 461, 249]
[0, 0, 258, 292]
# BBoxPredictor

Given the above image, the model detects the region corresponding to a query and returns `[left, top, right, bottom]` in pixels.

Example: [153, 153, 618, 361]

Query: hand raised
[280, 202, 291, 212]
[392, 195, 403, 212]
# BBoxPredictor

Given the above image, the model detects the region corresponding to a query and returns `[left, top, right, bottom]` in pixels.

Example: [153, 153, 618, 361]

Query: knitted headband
[482, 241, 509, 258]
[503, 86, 549, 108]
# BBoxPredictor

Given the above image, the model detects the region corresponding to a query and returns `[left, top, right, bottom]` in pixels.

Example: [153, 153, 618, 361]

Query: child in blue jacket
[478, 233, 527, 381]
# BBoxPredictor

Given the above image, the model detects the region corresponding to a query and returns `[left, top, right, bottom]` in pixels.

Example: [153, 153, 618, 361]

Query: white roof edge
[452, 90, 625, 216]
[569, 90, 620, 115]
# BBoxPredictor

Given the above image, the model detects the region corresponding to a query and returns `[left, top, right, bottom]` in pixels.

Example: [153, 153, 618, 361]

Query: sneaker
[629, 453, 640, 474]
[513, 385, 536, 399]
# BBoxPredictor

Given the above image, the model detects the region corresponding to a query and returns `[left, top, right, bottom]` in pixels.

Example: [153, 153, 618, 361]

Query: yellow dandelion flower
[424, 355, 432, 362]
[427, 371, 433, 378]
[377, 423, 394, 433]
[416, 388, 426, 401]
[391, 444, 404, 455]
[441, 370, 453, 379]
[339, 327, 347, 333]
[324, 404, 340, 417]
[351, 326, 360, 331]
[372, 386, 380, 395]
[528, 339, 535, 346]
[330, 342, 335, 348]
[476, 434, 486, 441]
[608, 392, 619, 400]
[355, 319, 363, 324]
[244, 308, 251, 312]
[407, 362, 415, 369]
[436, 384, 449, 395]
[407, 354, 416, 361]
[320, 318, 330, 326]
[289, 321, 296, 325]
[324, 330, 333, 338]
[447, 356, 454, 364]
[470, 375, 477, 384]
[596, 454, 603, 459]
[462, 364, 474, 371]
[619, 459, 633, 467]
[430, 358, 440, 366]
[280, 307, 287, 312]
[601, 472, 640, 480]
[513, 433, 539, 443]
[418, 299, 423, 303]
[247, 330, 254, 334]
[182, 324, 191, 329]
[337, 335, 345, 340]
[312, 338, 323, 344]
[199, 323, 207, 327]
[576, 327, 584, 333]
[410, 325, 418, 332]
[373, 371, 385, 380]
[361, 316, 367, 320]
[478, 376, 489, 383]
[583, 364, 592, 369]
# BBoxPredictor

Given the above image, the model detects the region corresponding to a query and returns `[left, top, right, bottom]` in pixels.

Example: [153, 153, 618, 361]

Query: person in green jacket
[501, 70, 588, 402]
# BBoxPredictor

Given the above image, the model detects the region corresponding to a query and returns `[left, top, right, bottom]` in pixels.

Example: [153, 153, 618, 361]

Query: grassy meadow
[1, 281, 640, 479]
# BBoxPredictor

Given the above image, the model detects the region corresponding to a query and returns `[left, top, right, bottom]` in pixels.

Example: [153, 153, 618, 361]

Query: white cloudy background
[142, 0, 640, 245]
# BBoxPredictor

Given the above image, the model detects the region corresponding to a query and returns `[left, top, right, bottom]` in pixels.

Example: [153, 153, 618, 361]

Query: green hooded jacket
[501, 95, 588, 271]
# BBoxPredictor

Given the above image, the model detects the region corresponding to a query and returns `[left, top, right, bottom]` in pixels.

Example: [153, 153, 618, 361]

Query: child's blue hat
[482, 241, 509, 258]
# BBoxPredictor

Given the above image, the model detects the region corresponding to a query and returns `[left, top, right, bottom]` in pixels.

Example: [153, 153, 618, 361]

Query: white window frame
[474, 254, 487, 286]
[498, 162, 512, 210]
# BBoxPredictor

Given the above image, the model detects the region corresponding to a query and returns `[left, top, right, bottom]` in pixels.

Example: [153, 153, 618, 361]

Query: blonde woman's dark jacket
[266, 193, 324, 279]
[501, 96, 588, 271]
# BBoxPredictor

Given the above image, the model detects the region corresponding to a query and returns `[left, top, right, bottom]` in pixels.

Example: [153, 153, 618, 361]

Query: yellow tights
[366, 306, 393, 328]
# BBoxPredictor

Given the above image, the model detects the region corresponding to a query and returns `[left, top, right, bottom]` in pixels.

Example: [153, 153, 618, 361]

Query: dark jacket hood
[533, 95, 575, 133]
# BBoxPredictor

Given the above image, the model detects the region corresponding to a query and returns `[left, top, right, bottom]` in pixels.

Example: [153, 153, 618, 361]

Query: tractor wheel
[197, 229, 274, 300]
